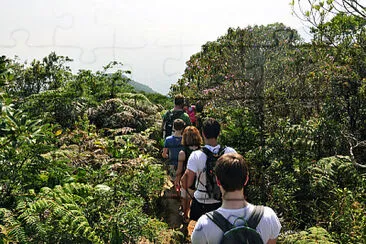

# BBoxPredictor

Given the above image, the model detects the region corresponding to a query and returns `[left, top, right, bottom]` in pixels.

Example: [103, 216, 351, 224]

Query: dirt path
[160, 180, 196, 243]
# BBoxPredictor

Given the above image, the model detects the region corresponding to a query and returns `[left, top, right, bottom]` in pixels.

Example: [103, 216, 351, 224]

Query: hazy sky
[0, 0, 308, 94]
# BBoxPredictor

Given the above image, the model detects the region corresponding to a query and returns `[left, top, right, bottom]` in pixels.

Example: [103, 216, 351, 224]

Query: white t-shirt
[187, 145, 236, 204]
[191, 203, 282, 244]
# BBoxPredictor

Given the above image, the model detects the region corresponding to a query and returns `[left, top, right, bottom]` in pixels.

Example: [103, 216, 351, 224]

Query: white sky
[0, 0, 309, 94]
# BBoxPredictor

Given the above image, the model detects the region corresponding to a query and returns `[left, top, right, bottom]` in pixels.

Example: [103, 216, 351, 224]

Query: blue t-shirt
[164, 135, 183, 166]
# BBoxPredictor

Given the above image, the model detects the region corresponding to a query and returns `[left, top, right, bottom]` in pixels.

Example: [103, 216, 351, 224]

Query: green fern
[17, 183, 103, 244]
[0, 208, 27, 243]
[280, 227, 336, 243]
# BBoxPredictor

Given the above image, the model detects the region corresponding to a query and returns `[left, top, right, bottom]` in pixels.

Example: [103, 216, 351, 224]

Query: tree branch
[349, 140, 366, 169]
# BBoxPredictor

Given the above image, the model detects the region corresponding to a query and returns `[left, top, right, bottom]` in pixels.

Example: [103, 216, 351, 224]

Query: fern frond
[0, 208, 27, 243]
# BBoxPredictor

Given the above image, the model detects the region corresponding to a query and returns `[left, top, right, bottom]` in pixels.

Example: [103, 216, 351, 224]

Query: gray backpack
[205, 205, 265, 244]
[200, 146, 226, 201]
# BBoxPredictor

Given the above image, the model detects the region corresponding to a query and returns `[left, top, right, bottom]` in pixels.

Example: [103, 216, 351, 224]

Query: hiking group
[162, 94, 281, 244]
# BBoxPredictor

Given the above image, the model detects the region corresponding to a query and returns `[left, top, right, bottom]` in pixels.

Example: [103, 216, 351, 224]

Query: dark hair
[174, 94, 185, 107]
[173, 119, 185, 131]
[195, 100, 204, 113]
[184, 98, 190, 107]
[182, 126, 203, 146]
[202, 118, 220, 139]
[215, 153, 248, 192]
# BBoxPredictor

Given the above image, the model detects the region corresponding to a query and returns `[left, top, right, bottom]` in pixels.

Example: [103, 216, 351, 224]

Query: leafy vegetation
[1, 1, 366, 242]
[169, 1, 365, 242]
[0, 54, 178, 243]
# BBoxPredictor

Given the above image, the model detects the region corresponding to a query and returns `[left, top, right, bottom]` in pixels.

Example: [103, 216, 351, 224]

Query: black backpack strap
[201, 146, 211, 156]
[247, 205, 265, 229]
[205, 211, 233, 233]
[183, 147, 193, 163]
[201, 145, 226, 156]
[218, 145, 226, 156]
[164, 109, 173, 121]
[201, 146, 226, 172]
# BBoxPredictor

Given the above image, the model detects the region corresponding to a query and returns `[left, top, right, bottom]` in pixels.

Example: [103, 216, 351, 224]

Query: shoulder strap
[218, 146, 226, 156]
[205, 211, 233, 233]
[201, 146, 226, 156]
[247, 205, 264, 229]
[184, 146, 194, 158]
[163, 109, 173, 121]
[201, 146, 211, 156]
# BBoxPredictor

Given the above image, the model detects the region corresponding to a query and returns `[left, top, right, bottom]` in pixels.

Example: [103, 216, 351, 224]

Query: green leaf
[95, 184, 111, 192]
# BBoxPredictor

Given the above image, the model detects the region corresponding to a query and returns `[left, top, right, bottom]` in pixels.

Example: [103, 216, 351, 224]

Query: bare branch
[349, 139, 366, 168]
[342, 0, 366, 18]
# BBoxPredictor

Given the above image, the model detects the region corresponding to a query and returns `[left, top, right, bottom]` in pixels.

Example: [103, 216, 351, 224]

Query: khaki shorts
[180, 188, 194, 199]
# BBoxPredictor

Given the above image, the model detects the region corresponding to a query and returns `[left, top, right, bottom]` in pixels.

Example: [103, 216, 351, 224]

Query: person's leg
[183, 196, 190, 219]
[169, 165, 176, 181]
[186, 189, 194, 218]
[180, 188, 187, 215]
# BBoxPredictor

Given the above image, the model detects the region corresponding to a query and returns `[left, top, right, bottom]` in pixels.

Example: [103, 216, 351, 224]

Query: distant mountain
[107, 73, 158, 94]
[128, 79, 157, 94]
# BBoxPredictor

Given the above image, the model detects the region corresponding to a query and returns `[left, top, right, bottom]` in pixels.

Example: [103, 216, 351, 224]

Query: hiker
[174, 126, 203, 223]
[162, 119, 186, 182]
[194, 100, 204, 134]
[191, 153, 281, 244]
[162, 94, 191, 139]
[181, 118, 236, 221]
[183, 100, 197, 125]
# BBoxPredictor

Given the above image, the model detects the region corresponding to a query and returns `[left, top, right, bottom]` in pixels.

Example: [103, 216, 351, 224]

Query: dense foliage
[1, 1, 365, 242]
[170, 2, 366, 242]
[0, 55, 178, 243]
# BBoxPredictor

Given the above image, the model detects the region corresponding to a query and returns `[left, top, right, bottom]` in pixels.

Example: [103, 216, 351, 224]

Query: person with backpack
[162, 119, 186, 182]
[181, 118, 236, 221]
[174, 126, 203, 223]
[191, 153, 281, 244]
[162, 94, 191, 139]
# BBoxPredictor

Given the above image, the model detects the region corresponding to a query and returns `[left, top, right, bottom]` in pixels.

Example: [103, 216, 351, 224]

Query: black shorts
[189, 197, 222, 221]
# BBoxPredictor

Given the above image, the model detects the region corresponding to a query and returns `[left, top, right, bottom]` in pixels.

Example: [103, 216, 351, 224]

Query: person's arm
[181, 168, 195, 190]
[182, 151, 199, 190]
[161, 113, 166, 135]
[183, 113, 192, 126]
[162, 147, 169, 159]
[261, 207, 281, 244]
[174, 150, 185, 187]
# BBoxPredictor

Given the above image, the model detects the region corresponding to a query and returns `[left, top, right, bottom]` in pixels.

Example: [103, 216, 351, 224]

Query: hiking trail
[159, 180, 196, 243]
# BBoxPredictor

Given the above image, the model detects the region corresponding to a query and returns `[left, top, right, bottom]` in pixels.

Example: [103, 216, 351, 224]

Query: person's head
[195, 100, 204, 113]
[183, 98, 190, 108]
[215, 153, 249, 192]
[174, 94, 185, 108]
[181, 126, 203, 146]
[173, 119, 185, 132]
[202, 118, 220, 139]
